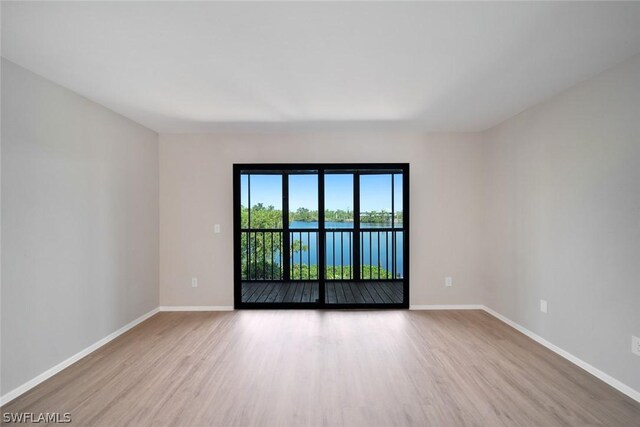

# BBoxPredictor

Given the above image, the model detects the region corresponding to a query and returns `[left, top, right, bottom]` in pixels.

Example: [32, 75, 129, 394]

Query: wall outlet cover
[445, 277, 453, 287]
[632, 336, 640, 357]
[540, 299, 548, 313]
[191, 277, 198, 288]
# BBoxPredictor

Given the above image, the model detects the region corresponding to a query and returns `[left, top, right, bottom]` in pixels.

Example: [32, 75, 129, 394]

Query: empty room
[1, 1, 639, 426]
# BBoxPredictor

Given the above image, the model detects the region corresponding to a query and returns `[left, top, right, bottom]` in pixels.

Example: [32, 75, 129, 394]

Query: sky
[241, 173, 403, 213]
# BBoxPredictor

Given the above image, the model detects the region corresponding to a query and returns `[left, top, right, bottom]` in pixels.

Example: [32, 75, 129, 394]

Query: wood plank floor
[242, 281, 319, 303]
[2, 310, 639, 426]
[241, 281, 404, 304]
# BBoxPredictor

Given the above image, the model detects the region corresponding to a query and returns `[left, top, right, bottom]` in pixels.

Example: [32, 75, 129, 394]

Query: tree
[241, 205, 394, 280]
[241, 205, 282, 279]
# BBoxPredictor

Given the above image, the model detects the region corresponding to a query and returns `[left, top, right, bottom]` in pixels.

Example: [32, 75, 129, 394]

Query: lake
[288, 221, 404, 277]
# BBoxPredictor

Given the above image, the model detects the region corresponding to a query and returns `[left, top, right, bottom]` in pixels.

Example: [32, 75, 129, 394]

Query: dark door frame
[233, 163, 410, 309]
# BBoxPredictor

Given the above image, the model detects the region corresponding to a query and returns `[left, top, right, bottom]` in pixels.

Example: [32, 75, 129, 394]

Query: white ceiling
[3, 2, 640, 133]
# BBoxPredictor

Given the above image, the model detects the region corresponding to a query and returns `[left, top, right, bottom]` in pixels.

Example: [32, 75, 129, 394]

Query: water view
[240, 172, 405, 280]
[289, 221, 404, 277]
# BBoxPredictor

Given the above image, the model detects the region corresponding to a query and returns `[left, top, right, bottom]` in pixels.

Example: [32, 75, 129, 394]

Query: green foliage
[242, 240, 394, 281]
[241, 232, 283, 280]
[321, 209, 354, 223]
[359, 210, 391, 224]
[289, 207, 317, 223]
[289, 265, 393, 280]
[243, 204, 403, 226]
[242, 203, 282, 228]
[240, 204, 399, 281]
[355, 265, 394, 280]
[292, 208, 403, 224]
[241, 205, 283, 279]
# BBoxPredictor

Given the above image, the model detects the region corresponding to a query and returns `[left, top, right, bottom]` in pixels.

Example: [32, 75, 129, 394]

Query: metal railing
[289, 230, 319, 280]
[325, 230, 354, 280]
[359, 229, 403, 280]
[241, 228, 403, 281]
[241, 230, 283, 280]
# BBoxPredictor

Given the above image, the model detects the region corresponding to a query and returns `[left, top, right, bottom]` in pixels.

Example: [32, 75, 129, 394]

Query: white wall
[159, 132, 485, 307]
[3, 45, 638, 404]
[1, 59, 159, 394]
[483, 53, 640, 392]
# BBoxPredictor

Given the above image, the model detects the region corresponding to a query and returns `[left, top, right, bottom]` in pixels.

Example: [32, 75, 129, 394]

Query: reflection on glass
[324, 174, 354, 227]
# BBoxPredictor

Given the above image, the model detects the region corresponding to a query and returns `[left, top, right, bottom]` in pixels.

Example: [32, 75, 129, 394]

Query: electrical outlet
[540, 299, 548, 313]
[214, 224, 221, 234]
[632, 336, 640, 357]
[445, 277, 453, 287]
[191, 277, 198, 288]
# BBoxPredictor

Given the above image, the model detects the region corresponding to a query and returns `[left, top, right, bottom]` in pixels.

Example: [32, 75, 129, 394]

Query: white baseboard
[481, 305, 640, 404]
[410, 304, 484, 310]
[158, 306, 234, 312]
[0, 307, 160, 406]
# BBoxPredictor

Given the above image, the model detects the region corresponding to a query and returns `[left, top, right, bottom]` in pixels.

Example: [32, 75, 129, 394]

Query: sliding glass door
[234, 164, 409, 309]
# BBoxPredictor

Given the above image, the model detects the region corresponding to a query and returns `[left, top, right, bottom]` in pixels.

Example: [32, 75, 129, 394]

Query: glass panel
[289, 231, 319, 280]
[324, 174, 354, 227]
[248, 174, 282, 229]
[242, 230, 283, 281]
[240, 174, 249, 229]
[241, 174, 283, 294]
[324, 174, 354, 281]
[393, 173, 403, 228]
[325, 230, 353, 280]
[359, 230, 393, 279]
[288, 174, 319, 282]
[394, 231, 404, 279]
[359, 174, 393, 281]
[239, 166, 405, 307]
[289, 174, 318, 228]
[359, 174, 392, 228]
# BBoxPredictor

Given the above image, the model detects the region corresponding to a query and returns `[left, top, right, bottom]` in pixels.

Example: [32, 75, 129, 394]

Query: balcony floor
[241, 280, 404, 305]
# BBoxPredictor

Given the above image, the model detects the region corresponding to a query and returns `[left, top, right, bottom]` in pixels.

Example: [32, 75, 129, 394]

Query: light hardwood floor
[2, 310, 639, 426]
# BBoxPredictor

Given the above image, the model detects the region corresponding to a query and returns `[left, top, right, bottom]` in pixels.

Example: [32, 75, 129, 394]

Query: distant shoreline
[291, 219, 403, 224]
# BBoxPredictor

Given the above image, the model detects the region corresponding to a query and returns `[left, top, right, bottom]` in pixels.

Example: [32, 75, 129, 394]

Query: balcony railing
[241, 228, 403, 281]
[241, 230, 284, 281]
